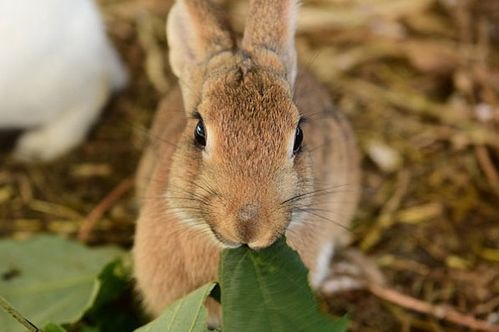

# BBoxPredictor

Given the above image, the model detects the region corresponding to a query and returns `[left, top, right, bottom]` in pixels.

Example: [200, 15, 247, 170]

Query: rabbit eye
[194, 120, 206, 148]
[293, 126, 303, 154]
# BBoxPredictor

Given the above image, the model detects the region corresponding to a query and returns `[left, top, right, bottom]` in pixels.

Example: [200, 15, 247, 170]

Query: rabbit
[0, 0, 128, 161]
[133, 0, 363, 319]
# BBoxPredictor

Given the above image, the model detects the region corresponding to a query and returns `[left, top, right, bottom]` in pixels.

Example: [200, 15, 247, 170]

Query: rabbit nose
[238, 203, 259, 222]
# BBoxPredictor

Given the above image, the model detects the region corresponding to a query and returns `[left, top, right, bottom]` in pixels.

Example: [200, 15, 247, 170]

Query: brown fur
[133, 0, 359, 316]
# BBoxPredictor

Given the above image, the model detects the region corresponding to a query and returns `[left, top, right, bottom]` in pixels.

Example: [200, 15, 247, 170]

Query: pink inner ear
[167, 0, 234, 79]
[167, 0, 237, 113]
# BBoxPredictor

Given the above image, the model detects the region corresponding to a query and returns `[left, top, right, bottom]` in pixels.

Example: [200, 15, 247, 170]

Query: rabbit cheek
[287, 153, 315, 225]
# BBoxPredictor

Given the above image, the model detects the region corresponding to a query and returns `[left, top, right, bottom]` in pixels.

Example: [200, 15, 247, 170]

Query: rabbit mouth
[247, 237, 280, 250]
[211, 230, 242, 249]
[206, 215, 287, 250]
[210, 228, 281, 250]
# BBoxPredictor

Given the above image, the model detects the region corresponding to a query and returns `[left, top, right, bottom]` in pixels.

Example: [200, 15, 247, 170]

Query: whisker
[126, 119, 180, 151]
[293, 208, 351, 232]
[280, 184, 354, 206]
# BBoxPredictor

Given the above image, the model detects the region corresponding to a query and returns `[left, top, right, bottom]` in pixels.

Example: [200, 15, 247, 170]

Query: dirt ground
[1, 0, 498, 331]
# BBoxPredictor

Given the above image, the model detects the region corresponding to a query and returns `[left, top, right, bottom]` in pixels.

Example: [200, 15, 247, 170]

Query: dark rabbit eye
[194, 120, 206, 148]
[293, 126, 303, 154]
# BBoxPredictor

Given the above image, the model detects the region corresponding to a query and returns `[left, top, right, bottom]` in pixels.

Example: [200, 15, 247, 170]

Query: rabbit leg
[205, 297, 222, 330]
[13, 83, 109, 162]
[320, 248, 385, 294]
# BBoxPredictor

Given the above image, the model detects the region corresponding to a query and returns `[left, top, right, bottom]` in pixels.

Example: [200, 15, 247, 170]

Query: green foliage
[83, 257, 145, 332]
[141, 238, 347, 332]
[0, 235, 346, 332]
[134, 283, 215, 332]
[92, 258, 131, 308]
[43, 323, 67, 332]
[220, 238, 348, 332]
[0, 235, 122, 331]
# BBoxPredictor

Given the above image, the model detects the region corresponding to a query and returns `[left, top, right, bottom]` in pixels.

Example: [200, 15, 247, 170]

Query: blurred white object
[366, 140, 402, 173]
[0, 0, 128, 161]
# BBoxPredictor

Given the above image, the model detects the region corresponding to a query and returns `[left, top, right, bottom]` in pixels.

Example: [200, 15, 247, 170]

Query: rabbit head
[166, 0, 312, 249]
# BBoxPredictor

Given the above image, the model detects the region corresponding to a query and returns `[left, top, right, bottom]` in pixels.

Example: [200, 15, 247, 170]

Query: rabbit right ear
[167, 0, 235, 110]
[242, 0, 299, 87]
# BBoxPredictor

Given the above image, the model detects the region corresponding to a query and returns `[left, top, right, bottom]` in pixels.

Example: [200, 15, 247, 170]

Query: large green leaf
[42, 323, 66, 332]
[135, 283, 215, 332]
[220, 238, 348, 332]
[0, 234, 122, 332]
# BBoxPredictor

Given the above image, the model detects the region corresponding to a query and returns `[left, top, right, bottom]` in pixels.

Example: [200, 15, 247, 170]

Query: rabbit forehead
[200, 67, 299, 157]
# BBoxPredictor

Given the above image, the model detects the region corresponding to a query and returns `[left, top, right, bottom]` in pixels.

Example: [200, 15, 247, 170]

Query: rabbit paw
[13, 123, 86, 162]
[320, 248, 385, 295]
[12, 88, 107, 162]
[205, 297, 222, 330]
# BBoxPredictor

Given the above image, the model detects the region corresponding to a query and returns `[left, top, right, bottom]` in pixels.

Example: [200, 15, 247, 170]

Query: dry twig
[78, 177, 134, 242]
[368, 284, 499, 332]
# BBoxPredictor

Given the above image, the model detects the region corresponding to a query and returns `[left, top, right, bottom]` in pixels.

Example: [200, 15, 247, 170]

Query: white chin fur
[310, 241, 335, 289]
[220, 242, 242, 249]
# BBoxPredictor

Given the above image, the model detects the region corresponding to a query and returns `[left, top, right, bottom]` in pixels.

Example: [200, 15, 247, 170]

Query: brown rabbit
[133, 0, 360, 318]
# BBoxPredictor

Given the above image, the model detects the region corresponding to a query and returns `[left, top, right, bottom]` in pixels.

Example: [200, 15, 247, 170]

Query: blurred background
[0, 0, 498, 331]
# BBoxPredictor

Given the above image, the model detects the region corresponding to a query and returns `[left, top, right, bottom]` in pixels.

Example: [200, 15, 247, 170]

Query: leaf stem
[0, 294, 41, 332]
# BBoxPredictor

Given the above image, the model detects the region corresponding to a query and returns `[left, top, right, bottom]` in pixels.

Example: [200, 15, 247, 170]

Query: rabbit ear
[167, 0, 235, 107]
[242, 0, 298, 86]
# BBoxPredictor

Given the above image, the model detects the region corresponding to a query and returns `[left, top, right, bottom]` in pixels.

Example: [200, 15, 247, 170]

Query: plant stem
[0, 294, 41, 332]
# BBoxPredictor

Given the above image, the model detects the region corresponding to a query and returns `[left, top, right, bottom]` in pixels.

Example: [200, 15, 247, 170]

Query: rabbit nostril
[239, 203, 259, 222]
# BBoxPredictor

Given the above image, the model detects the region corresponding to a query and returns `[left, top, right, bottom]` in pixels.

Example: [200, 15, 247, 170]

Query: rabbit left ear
[167, 0, 235, 110]
[241, 0, 299, 87]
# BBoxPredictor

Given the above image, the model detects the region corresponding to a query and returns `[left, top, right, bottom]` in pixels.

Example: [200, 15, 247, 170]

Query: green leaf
[42, 323, 66, 332]
[0, 234, 122, 332]
[91, 257, 132, 310]
[220, 238, 348, 332]
[0, 294, 40, 331]
[84, 256, 145, 331]
[135, 283, 215, 332]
